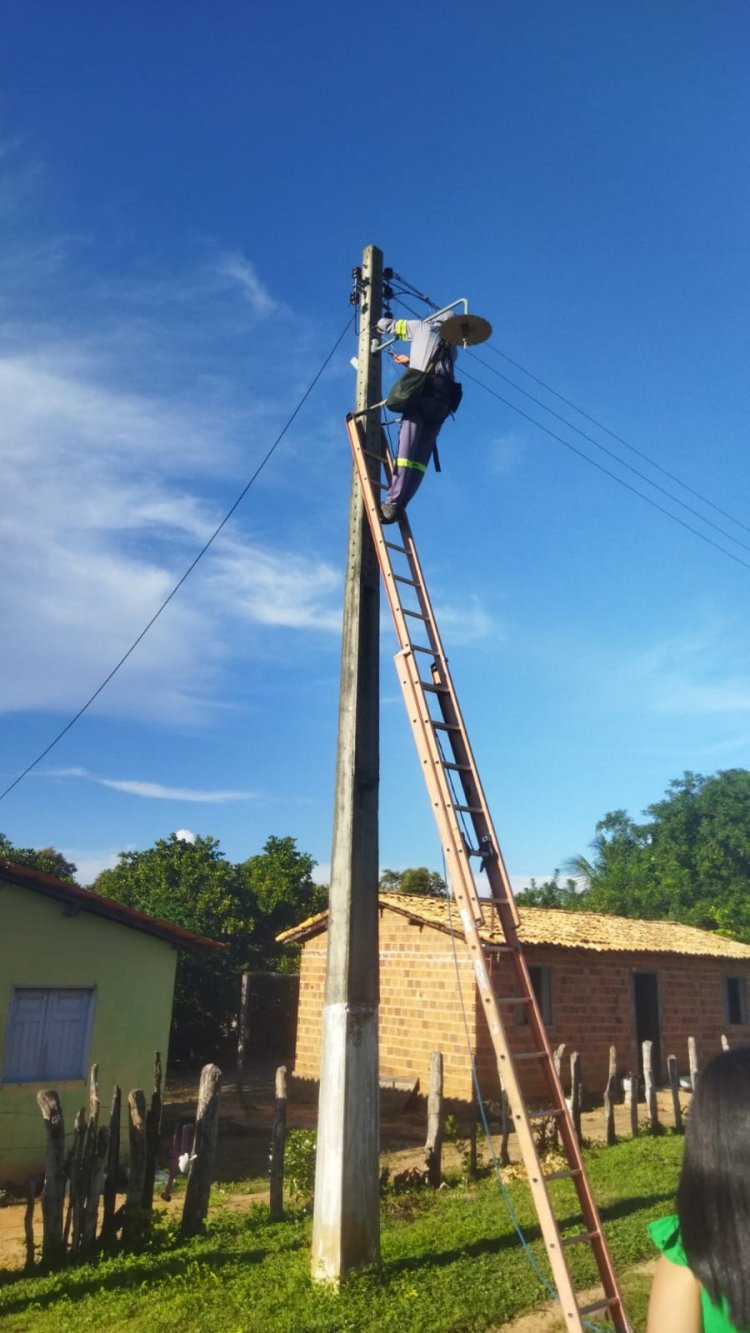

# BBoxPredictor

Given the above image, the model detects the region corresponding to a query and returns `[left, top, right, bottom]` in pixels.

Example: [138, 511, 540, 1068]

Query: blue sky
[2, 1, 749, 889]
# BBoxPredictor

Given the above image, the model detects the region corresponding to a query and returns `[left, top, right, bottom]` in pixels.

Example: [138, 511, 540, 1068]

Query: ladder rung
[421, 682, 449, 695]
[384, 540, 407, 553]
[494, 995, 531, 1005]
[544, 1167, 582, 1183]
[410, 644, 435, 655]
[561, 1230, 600, 1250]
[513, 1051, 550, 1063]
[433, 722, 460, 732]
[403, 608, 429, 621]
[527, 1107, 565, 1119]
[442, 762, 472, 773]
[454, 803, 483, 814]
[393, 574, 419, 588]
[579, 1297, 619, 1317]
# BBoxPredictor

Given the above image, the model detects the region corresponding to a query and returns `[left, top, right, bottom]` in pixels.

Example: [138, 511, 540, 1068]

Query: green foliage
[283, 1128, 317, 1203]
[0, 833, 77, 881]
[566, 769, 750, 938]
[379, 866, 447, 897]
[93, 832, 326, 1064]
[238, 835, 327, 971]
[0, 1136, 682, 1331]
[515, 871, 582, 908]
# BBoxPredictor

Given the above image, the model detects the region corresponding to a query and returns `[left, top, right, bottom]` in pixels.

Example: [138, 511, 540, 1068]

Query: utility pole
[311, 244, 383, 1282]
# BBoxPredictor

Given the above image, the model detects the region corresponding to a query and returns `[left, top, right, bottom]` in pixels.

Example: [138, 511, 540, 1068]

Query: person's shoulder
[649, 1214, 688, 1266]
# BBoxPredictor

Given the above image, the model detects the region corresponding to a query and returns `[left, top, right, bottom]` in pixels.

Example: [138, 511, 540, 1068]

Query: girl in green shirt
[647, 1045, 750, 1333]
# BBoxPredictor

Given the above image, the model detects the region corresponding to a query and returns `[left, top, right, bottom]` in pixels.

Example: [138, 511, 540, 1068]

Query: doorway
[633, 971, 661, 1082]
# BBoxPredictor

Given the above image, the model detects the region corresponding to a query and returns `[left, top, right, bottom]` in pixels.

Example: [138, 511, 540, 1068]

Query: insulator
[383, 267, 393, 280]
[383, 284, 394, 301]
[351, 267, 362, 281]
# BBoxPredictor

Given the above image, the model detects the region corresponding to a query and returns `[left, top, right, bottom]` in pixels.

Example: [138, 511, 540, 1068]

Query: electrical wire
[0, 314, 355, 805]
[484, 342, 750, 539]
[457, 363, 750, 573]
[390, 281, 750, 572]
[467, 349, 750, 557]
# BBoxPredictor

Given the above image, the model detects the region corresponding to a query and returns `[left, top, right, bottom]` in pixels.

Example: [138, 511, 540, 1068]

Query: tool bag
[385, 339, 463, 418]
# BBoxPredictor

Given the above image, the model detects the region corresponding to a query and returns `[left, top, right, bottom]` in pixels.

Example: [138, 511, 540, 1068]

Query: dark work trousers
[385, 401, 449, 512]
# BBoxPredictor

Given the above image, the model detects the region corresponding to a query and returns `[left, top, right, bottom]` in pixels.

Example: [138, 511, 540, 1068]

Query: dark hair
[677, 1044, 750, 1326]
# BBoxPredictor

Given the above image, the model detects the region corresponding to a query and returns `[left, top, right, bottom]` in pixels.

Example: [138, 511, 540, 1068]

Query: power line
[458, 363, 750, 573]
[0, 314, 355, 805]
[484, 341, 750, 538]
[467, 348, 750, 558]
[390, 287, 749, 572]
[391, 278, 750, 553]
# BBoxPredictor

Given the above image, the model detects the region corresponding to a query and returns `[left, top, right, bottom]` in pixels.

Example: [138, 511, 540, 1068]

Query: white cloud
[174, 829, 197, 843]
[216, 252, 280, 317]
[0, 244, 343, 722]
[100, 779, 259, 803]
[487, 431, 525, 476]
[628, 632, 750, 716]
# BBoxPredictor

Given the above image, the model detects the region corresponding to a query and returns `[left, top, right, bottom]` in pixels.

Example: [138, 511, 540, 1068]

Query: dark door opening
[633, 971, 661, 1083]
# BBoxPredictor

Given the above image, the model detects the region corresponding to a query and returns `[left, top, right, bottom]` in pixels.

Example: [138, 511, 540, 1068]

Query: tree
[238, 835, 327, 972]
[93, 832, 327, 1064]
[0, 833, 77, 881]
[94, 834, 255, 1063]
[515, 872, 582, 909]
[568, 770, 750, 939]
[379, 867, 447, 897]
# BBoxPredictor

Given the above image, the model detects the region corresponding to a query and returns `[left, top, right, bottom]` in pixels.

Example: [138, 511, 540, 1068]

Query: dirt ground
[0, 1064, 688, 1294]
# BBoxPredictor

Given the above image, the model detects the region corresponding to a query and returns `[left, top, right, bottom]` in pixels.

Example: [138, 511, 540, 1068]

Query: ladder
[346, 414, 631, 1333]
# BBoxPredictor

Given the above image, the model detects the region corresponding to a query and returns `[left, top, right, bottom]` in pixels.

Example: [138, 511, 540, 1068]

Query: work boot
[380, 503, 400, 524]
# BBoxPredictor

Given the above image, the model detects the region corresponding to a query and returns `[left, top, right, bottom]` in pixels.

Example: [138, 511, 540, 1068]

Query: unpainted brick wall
[291, 911, 750, 1102]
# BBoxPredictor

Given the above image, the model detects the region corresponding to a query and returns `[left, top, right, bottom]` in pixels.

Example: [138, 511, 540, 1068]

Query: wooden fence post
[67, 1109, 88, 1255]
[627, 1070, 639, 1137]
[603, 1045, 618, 1147]
[237, 973, 250, 1095]
[36, 1090, 66, 1265]
[143, 1052, 163, 1212]
[24, 1179, 36, 1271]
[469, 1095, 478, 1179]
[124, 1090, 147, 1246]
[269, 1065, 287, 1221]
[181, 1063, 222, 1237]
[499, 1086, 511, 1167]
[424, 1051, 444, 1188]
[570, 1052, 582, 1143]
[721, 1033, 730, 1051]
[552, 1044, 565, 1148]
[101, 1085, 121, 1244]
[643, 1041, 659, 1133]
[688, 1036, 699, 1092]
[82, 1127, 109, 1253]
[667, 1055, 683, 1132]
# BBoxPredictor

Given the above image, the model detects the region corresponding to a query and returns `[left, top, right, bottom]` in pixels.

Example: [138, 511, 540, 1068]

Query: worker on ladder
[377, 313, 460, 523]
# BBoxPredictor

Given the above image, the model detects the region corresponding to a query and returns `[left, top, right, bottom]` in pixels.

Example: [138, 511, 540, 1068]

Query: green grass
[0, 1136, 682, 1332]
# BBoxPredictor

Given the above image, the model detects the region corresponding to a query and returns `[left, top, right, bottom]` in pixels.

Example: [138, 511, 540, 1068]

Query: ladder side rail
[400, 652, 629, 1331]
[346, 420, 520, 928]
[346, 417, 631, 1333]
[395, 649, 486, 924]
[507, 943, 631, 1321]
[396, 652, 589, 1332]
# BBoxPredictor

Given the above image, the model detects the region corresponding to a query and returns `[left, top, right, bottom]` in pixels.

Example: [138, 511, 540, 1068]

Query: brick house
[279, 892, 750, 1102]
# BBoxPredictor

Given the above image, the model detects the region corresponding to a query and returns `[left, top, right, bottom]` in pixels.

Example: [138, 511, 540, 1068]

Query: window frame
[722, 975, 748, 1027]
[2, 986, 96, 1083]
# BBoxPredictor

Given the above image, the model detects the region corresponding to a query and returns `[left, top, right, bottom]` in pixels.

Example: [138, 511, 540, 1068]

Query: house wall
[478, 944, 750, 1099]
[0, 882, 177, 1184]
[293, 909, 750, 1106]
[293, 909, 478, 1100]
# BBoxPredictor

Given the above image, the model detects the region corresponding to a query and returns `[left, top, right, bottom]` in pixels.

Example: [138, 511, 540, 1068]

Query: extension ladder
[346, 414, 631, 1333]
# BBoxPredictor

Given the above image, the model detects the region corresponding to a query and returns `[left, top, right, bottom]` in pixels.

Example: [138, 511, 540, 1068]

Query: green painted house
[0, 859, 221, 1185]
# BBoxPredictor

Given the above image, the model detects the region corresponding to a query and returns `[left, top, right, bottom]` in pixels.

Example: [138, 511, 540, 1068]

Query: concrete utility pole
[311, 244, 383, 1282]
